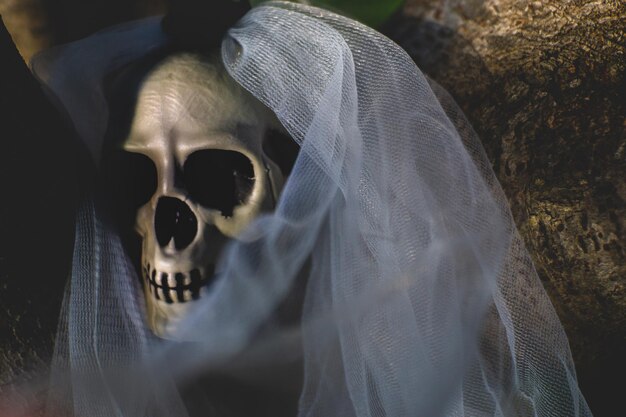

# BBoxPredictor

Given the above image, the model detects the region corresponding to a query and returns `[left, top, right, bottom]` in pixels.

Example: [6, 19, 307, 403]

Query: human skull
[116, 53, 288, 338]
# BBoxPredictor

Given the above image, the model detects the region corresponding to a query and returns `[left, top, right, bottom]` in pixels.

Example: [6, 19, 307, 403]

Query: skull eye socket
[104, 151, 158, 210]
[183, 150, 255, 217]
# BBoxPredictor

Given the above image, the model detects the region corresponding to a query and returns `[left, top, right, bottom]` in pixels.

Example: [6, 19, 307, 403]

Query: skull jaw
[140, 235, 220, 340]
[142, 262, 220, 340]
[144, 281, 204, 339]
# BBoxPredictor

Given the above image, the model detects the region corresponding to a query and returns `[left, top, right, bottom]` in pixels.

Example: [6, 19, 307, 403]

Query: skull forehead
[125, 52, 270, 155]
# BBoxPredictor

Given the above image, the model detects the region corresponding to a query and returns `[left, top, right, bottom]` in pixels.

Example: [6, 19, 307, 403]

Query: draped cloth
[31, 2, 592, 416]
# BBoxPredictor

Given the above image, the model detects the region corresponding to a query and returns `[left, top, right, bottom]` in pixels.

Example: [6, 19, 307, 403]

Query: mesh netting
[30, 2, 591, 416]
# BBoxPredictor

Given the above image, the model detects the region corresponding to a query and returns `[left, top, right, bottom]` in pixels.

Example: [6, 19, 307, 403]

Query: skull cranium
[106, 52, 291, 338]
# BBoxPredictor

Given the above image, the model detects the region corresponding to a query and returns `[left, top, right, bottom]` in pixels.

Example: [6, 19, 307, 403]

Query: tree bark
[385, 1, 625, 415]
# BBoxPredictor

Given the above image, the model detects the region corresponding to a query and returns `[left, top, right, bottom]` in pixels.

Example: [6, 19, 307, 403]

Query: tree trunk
[385, 1, 625, 415]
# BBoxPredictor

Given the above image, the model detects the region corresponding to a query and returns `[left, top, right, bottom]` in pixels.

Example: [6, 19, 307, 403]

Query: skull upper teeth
[143, 264, 215, 304]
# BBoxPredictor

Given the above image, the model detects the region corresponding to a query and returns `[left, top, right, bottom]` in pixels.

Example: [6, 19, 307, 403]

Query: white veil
[31, 2, 592, 416]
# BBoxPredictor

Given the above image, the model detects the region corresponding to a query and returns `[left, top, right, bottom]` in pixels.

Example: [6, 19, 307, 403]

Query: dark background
[0, 0, 624, 415]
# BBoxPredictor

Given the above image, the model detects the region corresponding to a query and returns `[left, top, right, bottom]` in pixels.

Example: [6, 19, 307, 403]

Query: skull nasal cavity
[155, 197, 198, 250]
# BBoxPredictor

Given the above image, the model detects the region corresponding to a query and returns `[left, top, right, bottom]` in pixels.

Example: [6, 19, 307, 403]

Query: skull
[110, 53, 291, 338]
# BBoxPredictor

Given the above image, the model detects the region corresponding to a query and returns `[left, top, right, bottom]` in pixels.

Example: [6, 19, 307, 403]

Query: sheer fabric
[32, 2, 592, 416]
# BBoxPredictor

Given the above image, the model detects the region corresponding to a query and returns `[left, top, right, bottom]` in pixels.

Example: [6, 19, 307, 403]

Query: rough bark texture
[0, 0, 624, 415]
[386, 1, 625, 415]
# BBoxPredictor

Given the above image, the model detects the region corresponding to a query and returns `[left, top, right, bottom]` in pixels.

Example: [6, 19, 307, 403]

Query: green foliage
[249, 0, 403, 28]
